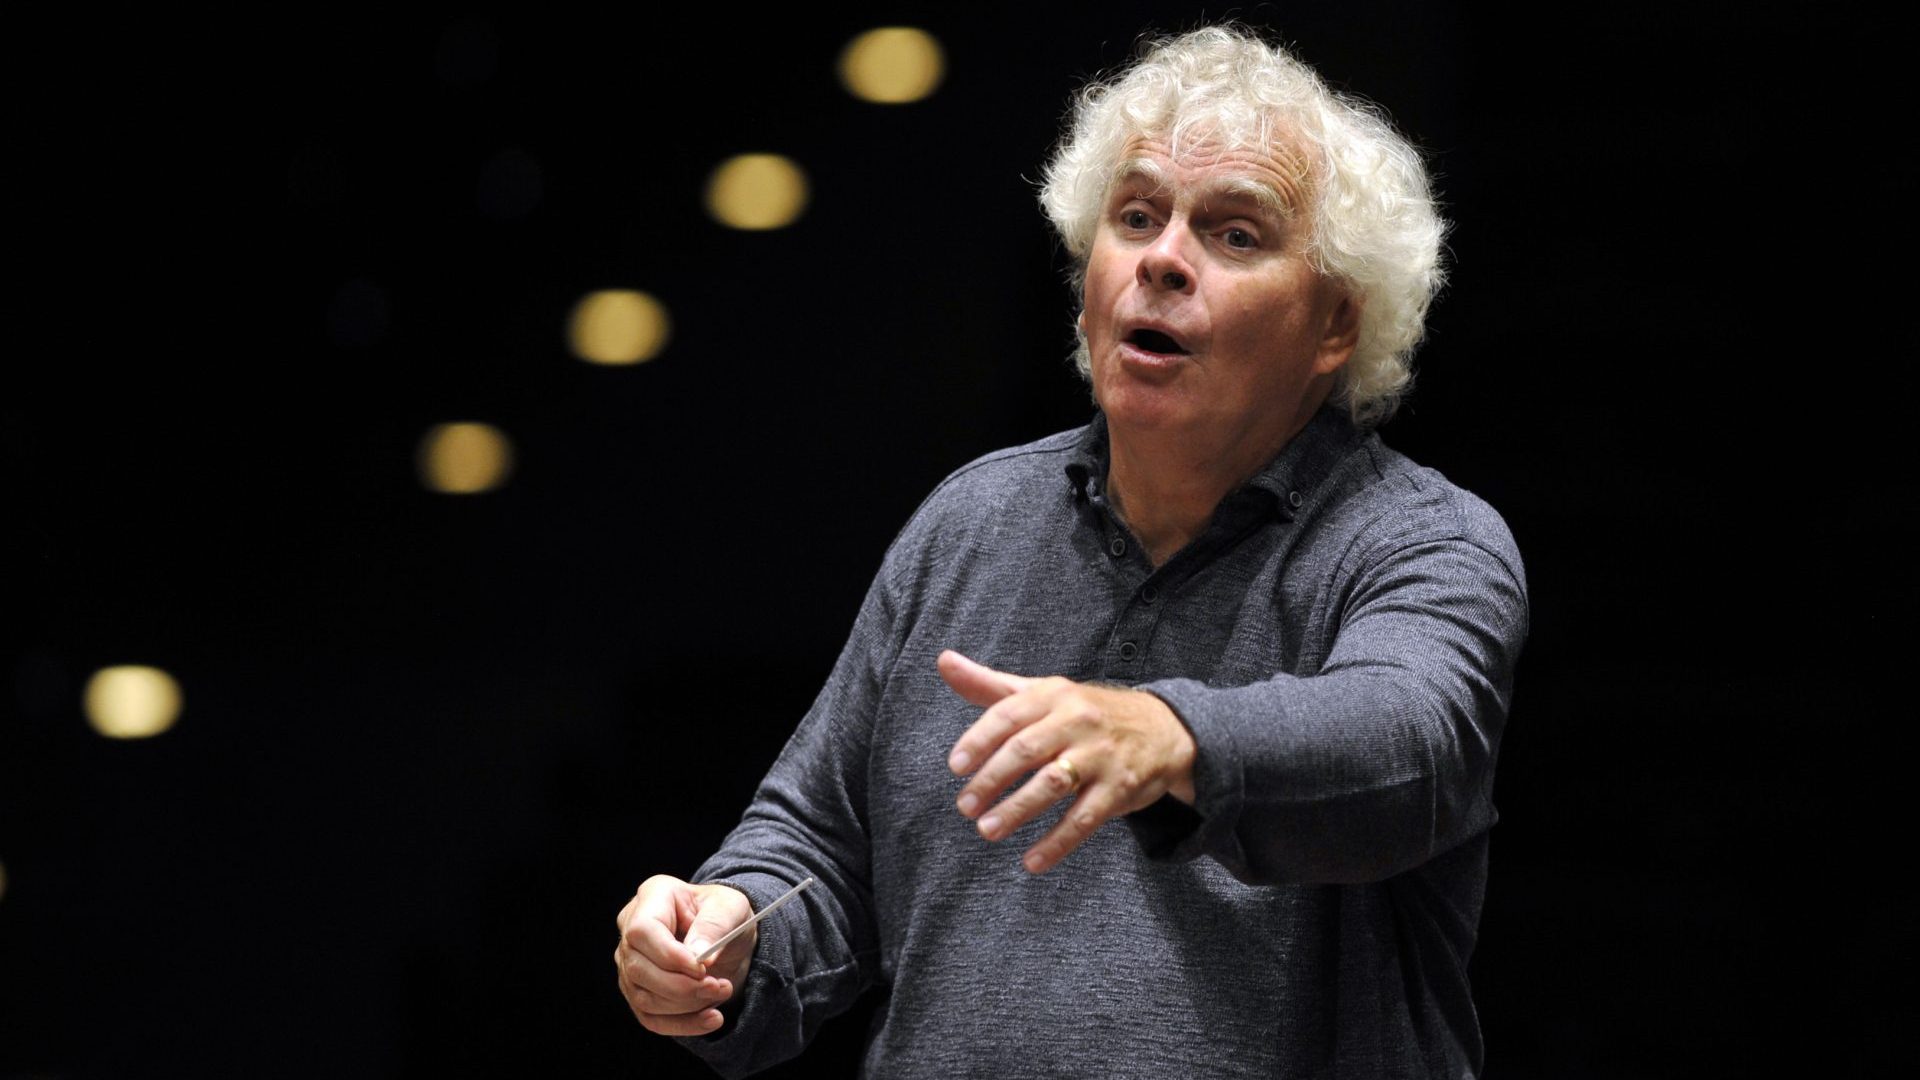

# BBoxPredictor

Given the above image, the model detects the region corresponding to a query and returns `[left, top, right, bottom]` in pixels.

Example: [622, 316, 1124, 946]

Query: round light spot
[568, 289, 670, 365]
[84, 665, 183, 739]
[418, 422, 514, 494]
[705, 154, 809, 231]
[839, 27, 944, 104]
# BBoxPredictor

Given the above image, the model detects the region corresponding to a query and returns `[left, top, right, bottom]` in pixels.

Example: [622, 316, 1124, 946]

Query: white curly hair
[1039, 26, 1447, 427]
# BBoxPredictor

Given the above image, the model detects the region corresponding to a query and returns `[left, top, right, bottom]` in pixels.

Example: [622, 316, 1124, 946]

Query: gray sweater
[681, 408, 1528, 1078]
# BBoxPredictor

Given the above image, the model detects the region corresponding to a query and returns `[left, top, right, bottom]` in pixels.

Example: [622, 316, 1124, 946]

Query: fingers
[943, 671, 1197, 875]
[683, 886, 756, 978]
[1024, 784, 1124, 873]
[615, 943, 733, 1010]
[633, 1005, 726, 1037]
[615, 876, 741, 1036]
[622, 876, 706, 979]
[615, 936, 736, 1034]
[937, 650, 1033, 708]
[947, 674, 1062, 776]
[956, 714, 1069, 823]
[953, 681, 1101, 860]
[615, 957, 730, 1036]
[683, 885, 753, 949]
[972, 751, 1137, 875]
[970, 748, 1084, 842]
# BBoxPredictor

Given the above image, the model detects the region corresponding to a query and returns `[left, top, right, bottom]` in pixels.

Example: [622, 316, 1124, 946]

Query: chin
[1095, 380, 1195, 433]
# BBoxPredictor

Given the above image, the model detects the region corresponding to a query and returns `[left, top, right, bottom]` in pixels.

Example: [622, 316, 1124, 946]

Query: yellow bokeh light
[839, 27, 945, 104]
[419, 422, 514, 494]
[569, 289, 670, 365]
[705, 154, 809, 231]
[84, 665, 183, 739]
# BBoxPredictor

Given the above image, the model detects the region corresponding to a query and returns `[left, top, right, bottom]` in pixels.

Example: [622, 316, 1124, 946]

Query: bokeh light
[419, 422, 514, 494]
[839, 27, 945, 104]
[568, 289, 670, 365]
[705, 154, 809, 230]
[84, 665, 183, 739]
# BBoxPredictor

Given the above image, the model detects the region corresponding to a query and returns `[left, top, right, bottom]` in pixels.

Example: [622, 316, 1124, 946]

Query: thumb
[684, 887, 753, 957]
[937, 649, 1031, 707]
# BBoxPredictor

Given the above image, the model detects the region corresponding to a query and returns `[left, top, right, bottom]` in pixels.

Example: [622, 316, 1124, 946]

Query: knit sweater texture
[680, 408, 1528, 1078]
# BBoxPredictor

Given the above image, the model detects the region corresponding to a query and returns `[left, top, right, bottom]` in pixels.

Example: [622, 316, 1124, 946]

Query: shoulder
[909, 425, 1084, 527]
[875, 425, 1087, 583]
[1317, 436, 1526, 589]
[924, 426, 1085, 505]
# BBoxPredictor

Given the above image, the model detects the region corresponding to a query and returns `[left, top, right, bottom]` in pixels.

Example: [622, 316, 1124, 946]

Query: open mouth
[1126, 328, 1189, 355]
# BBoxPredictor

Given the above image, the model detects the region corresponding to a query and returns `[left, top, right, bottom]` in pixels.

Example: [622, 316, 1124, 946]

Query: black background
[3, 3, 1908, 1076]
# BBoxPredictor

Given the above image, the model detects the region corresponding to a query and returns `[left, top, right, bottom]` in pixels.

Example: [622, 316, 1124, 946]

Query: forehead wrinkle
[1111, 137, 1309, 222]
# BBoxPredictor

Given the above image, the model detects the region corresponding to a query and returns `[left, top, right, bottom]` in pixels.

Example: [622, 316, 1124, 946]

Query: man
[616, 25, 1526, 1078]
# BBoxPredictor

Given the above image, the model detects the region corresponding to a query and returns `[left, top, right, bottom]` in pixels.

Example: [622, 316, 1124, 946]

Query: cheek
[1081, 288, 1124, 345]
[1228, 283, 1316, 349]
[1081, 271, 1113, 318]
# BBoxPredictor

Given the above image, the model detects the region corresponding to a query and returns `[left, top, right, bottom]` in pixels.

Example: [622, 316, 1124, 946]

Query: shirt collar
[1065, 406, 1363, 521]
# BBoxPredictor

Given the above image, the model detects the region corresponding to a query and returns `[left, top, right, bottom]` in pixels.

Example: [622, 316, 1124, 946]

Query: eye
[1121, 208, 1152, 230]
[1223, 227, 1257, 249]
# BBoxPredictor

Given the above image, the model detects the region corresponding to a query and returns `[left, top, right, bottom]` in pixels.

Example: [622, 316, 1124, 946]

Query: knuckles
[1062, 696, 1103, 726]
[1006, 731, 1043, 760]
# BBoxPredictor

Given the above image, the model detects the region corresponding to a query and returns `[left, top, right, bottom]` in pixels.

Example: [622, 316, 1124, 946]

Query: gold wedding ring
[1053, 755, 1081, 791]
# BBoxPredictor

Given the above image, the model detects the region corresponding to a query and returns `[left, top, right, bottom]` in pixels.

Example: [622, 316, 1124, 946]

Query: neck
[1104, 401, 1324, 567]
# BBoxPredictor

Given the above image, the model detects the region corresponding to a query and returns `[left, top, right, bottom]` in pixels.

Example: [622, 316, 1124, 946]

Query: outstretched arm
[943, 532, 1526, 885]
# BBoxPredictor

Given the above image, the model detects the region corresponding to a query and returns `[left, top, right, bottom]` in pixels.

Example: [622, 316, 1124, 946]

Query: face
[1079, 135, 1358, 465]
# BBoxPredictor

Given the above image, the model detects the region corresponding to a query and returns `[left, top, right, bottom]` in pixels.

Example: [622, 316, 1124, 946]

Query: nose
[1137, 225, 1195, 294]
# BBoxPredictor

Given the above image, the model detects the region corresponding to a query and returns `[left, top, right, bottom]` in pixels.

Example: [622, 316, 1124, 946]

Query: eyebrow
[1111, 156, 1170, 197]
[1206, 175, 1292, 221]
[1110, 157, 1293, 221]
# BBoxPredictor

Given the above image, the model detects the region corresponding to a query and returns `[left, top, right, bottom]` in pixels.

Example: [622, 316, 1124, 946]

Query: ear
[1075, 309, 1088, 339]
[1313, 290, 1362, 376]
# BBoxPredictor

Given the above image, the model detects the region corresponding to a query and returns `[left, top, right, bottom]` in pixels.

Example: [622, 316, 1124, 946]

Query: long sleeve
[1139, 504, 1528, 886]
[672, 568, 902, 1078]
[659, 415, 1523, 1078]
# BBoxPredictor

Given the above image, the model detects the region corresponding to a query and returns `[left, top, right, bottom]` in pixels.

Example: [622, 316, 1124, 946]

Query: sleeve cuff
[1131, 679, 1252, 874]
[1125, 792, 1205, 856]
[672, 872, 799, 1067]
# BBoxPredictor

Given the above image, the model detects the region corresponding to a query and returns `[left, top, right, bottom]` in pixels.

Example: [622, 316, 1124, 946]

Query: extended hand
[939, 650, 1196, 873]
[614, 875, 756, 1036]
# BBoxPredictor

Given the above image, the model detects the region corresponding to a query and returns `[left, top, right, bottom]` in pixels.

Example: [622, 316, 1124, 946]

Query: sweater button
[1118, 641, 1138, 660]
[1108, 537, 1126, 558]
[1140, 585, 1157, 604]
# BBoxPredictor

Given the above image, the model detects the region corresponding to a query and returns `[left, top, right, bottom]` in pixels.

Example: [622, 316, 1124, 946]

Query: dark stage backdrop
[3, 4, 1905, 1077]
